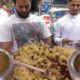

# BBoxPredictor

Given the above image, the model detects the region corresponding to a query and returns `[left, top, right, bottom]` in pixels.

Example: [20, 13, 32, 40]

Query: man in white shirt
[54, 0, 80, 49]
[0, 0, 52, 52]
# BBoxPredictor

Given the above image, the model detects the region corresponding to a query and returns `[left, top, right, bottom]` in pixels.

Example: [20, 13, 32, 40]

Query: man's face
[15, 0, 31, 18]
[68, 0, 80, 15]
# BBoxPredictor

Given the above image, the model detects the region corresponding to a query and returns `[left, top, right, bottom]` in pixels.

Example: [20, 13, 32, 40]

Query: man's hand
[62, 38, 73, 46]
[0, 42, 12, 52]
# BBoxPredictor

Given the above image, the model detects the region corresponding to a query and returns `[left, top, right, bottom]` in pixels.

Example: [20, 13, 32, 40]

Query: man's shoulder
[29, 13, 41, 20]
[0, 14, 16, 26]
[8, 14, 16, 19]
[59, 14, 67, 20]
[56, 14, 68, 23]
[54, 14, 68, 26]
[4, 14, 17, 23]
[30, 13, 38, 17]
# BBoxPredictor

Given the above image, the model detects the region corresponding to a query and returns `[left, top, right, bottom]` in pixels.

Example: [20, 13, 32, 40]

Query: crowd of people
[0, 0, 80, 52]
[0, 0, 80, 79]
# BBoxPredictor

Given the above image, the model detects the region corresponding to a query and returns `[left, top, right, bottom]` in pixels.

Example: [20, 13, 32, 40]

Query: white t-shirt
[54, 13, 80, 48]
[0, 9, 8, 25]
[0, 13, 51, 52]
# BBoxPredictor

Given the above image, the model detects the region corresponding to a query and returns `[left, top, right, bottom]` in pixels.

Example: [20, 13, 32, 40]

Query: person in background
[0, 3, 9, 24]
[0, 0, 52, 53]
[11, 3, 16, 14]
[1, 3, 11, 15]
[1, 3, 8, 11]
[54, 0, 80, 49]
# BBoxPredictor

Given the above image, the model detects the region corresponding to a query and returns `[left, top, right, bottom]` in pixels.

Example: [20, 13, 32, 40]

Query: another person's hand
[62, 38, 73, 46]
[75, 40, 80, 48]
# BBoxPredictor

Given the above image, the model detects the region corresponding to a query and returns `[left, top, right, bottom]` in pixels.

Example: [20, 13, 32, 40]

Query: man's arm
[54, 21, 63, 45]
[75, 40, 80, 48]
[0, 42, 12, 52]
[0, 20, 13, 52]
[39, 17, 52, 46]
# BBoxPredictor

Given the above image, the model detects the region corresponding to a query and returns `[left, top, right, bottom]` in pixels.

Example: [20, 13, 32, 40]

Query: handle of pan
[13, 60, 46, 73]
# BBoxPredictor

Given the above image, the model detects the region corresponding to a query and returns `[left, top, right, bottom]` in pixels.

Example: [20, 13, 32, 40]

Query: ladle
[0, 49, 46, 77]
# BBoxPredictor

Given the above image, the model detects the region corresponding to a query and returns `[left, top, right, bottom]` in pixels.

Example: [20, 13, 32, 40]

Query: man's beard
[17, 11, 30, 19]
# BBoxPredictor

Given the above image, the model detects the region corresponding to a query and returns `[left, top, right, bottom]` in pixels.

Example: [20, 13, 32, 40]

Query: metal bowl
[0, 49, 13, 78]
[67, 50, 80, 79]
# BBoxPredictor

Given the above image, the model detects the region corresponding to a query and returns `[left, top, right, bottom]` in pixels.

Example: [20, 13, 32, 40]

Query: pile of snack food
[7, 41, 75, 80]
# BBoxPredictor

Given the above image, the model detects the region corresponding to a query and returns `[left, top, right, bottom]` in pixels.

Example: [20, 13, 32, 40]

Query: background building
[39, 0, 67, 15]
